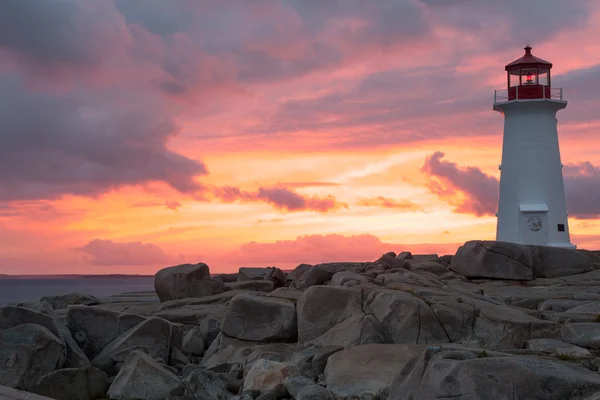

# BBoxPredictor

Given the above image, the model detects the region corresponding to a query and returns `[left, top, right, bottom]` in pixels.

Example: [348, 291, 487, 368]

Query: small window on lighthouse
[558, 224, 565, 232]
[538, 69, 549, 86]
[521, 68, 537, 85]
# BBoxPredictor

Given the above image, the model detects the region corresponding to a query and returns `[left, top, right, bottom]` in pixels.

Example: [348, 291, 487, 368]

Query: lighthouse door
[521, 211, 548, 245]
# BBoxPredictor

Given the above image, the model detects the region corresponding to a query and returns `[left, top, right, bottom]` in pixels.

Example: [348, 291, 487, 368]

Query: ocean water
[0, 277, 155, 306]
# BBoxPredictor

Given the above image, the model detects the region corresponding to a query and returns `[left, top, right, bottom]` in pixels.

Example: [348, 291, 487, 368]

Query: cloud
[358, 196, 423, 211]
[1, 0, 600, 205]
[210, 185, 345, 213]
[0, 76, 207, 201]
[225, 234, 459, 269]
[0, 0, 129, 70]
[422, 152, 498, 216]
[165, 200, 182, 210]
[78, 239, 171, 266]
[563, 162, 600, 219]
[422, 152, 600, 219]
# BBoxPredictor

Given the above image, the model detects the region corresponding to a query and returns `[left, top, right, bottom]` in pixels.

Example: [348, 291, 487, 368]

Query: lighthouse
[493, 45, 574, 248]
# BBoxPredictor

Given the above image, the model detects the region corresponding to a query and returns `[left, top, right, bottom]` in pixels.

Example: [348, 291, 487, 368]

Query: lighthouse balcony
[494, 86, 563, 103]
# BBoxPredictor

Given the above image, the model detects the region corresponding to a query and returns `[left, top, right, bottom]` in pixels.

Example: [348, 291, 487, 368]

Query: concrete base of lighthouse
[493, 98, 575, 249]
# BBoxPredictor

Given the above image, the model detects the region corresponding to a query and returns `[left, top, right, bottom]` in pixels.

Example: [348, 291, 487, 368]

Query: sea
[0, 276, 155, 306]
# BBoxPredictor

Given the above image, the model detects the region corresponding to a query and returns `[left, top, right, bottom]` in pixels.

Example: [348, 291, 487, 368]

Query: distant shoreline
[0, 274, 155, 279]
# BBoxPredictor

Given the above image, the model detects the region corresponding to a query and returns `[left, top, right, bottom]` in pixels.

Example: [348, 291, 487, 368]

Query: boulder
[567, 302, 600, 314]
[373, 253, 411, 270]
[310, 346, 343, 376]
[39, 293, 101, 310]
[324, 344, 425, 398]
[1, 306, 90, 368]
[531, 246, 598, 278]
[366, 290, 450, 345]
[201, 335, 297, 376]
[389, 345, 600, 400]
[379, 269, 443, 288]
[410, 261, 450, 276]
[107, 350, 184, 400]
[296, 286, 363, 346]
[289, 264, 312, 288]
[221, 294, 297, 342]
[283, 375, 316, 398]
[268, 287, 304, 301]
[181, 326, 206, 356]
[238, 267, 287, 286]
[32, 367, 108, 400]
[242, 359, 297, 397]
[91, 317, 173, 375]
[154, 302, 227, 325]
[295, 267, 333, 290]
[225, 280, 275, 292]
[182, 369, 231, 400]
[330, 271, 369, 287]
[0, 324, 67, 391]
[66, 305, 145, 359]
[526, 339, 592, 357]
[214, 273, 239, 283]
[0, 385, 55, 400]
[397, 251, 414, 260]
[297, 386, 333, 400]
[449, 240, 533, 280]
[561, 323, 600, 350]
[154, 263, 213, 302]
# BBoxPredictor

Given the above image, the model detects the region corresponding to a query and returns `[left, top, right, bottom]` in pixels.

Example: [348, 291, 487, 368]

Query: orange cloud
[357, 196, 423, 211]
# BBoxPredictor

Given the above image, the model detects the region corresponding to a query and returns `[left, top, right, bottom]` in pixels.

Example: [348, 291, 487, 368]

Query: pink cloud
[77, 239, 172, 266]
[219, 234, 459, 271]
[422, 152, 600, 219]
[422, 151, 498, 216]
[209, 184, 345, 213]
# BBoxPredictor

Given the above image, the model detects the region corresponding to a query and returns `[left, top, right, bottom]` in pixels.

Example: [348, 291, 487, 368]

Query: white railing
[493, 87, 564, 103]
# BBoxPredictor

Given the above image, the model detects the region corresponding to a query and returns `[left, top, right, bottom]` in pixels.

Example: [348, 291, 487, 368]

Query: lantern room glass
[508, 70, 521, 87]
[521, 68, 537, 85]
[538, 69, 549, 86]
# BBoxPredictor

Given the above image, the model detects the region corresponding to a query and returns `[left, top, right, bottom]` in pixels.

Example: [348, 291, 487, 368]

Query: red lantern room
[505, 45, 553, 100]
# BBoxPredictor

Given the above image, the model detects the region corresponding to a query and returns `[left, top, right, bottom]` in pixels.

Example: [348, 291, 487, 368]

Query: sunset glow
[1, 0, 600, 274]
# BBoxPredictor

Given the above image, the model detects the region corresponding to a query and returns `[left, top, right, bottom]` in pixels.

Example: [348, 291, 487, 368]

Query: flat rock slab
[450, 241, 533, 280]
[0, 385, 54, 400]
[390, 345, 600, 400]
[526, 338, 592, 357]
[324, 344, 426, 398]
[221, 294, 297, 342]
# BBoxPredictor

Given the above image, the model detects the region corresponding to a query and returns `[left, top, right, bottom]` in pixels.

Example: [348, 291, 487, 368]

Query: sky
[1, 0, 600, 274]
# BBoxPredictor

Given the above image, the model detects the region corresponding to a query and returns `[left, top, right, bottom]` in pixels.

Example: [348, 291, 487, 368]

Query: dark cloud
[0, 0, 127, 69]
[422, 152, 498, 216]
[78, 239, 170, 266]
[422, 152, 600, 219]
[417, 0, 590, 50]
[209, 185, 345, 213]
[257, 187, 342, 212]
[0, 76, 206, 201]
[563, 162, 600, 219]
[1, 0, 599, 204]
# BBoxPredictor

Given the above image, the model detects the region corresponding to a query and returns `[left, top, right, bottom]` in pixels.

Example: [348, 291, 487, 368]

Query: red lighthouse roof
[505, 45, 552, 71]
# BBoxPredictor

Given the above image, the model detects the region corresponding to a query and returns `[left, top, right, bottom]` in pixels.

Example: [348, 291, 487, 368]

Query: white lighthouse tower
[494, 45, 574, 248]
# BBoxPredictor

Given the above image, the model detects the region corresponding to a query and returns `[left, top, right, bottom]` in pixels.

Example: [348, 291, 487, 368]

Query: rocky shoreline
[4, 240, 600, 399]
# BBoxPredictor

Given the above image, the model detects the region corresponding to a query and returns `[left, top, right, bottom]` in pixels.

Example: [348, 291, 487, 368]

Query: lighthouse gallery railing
[494, 87, 563, 103]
